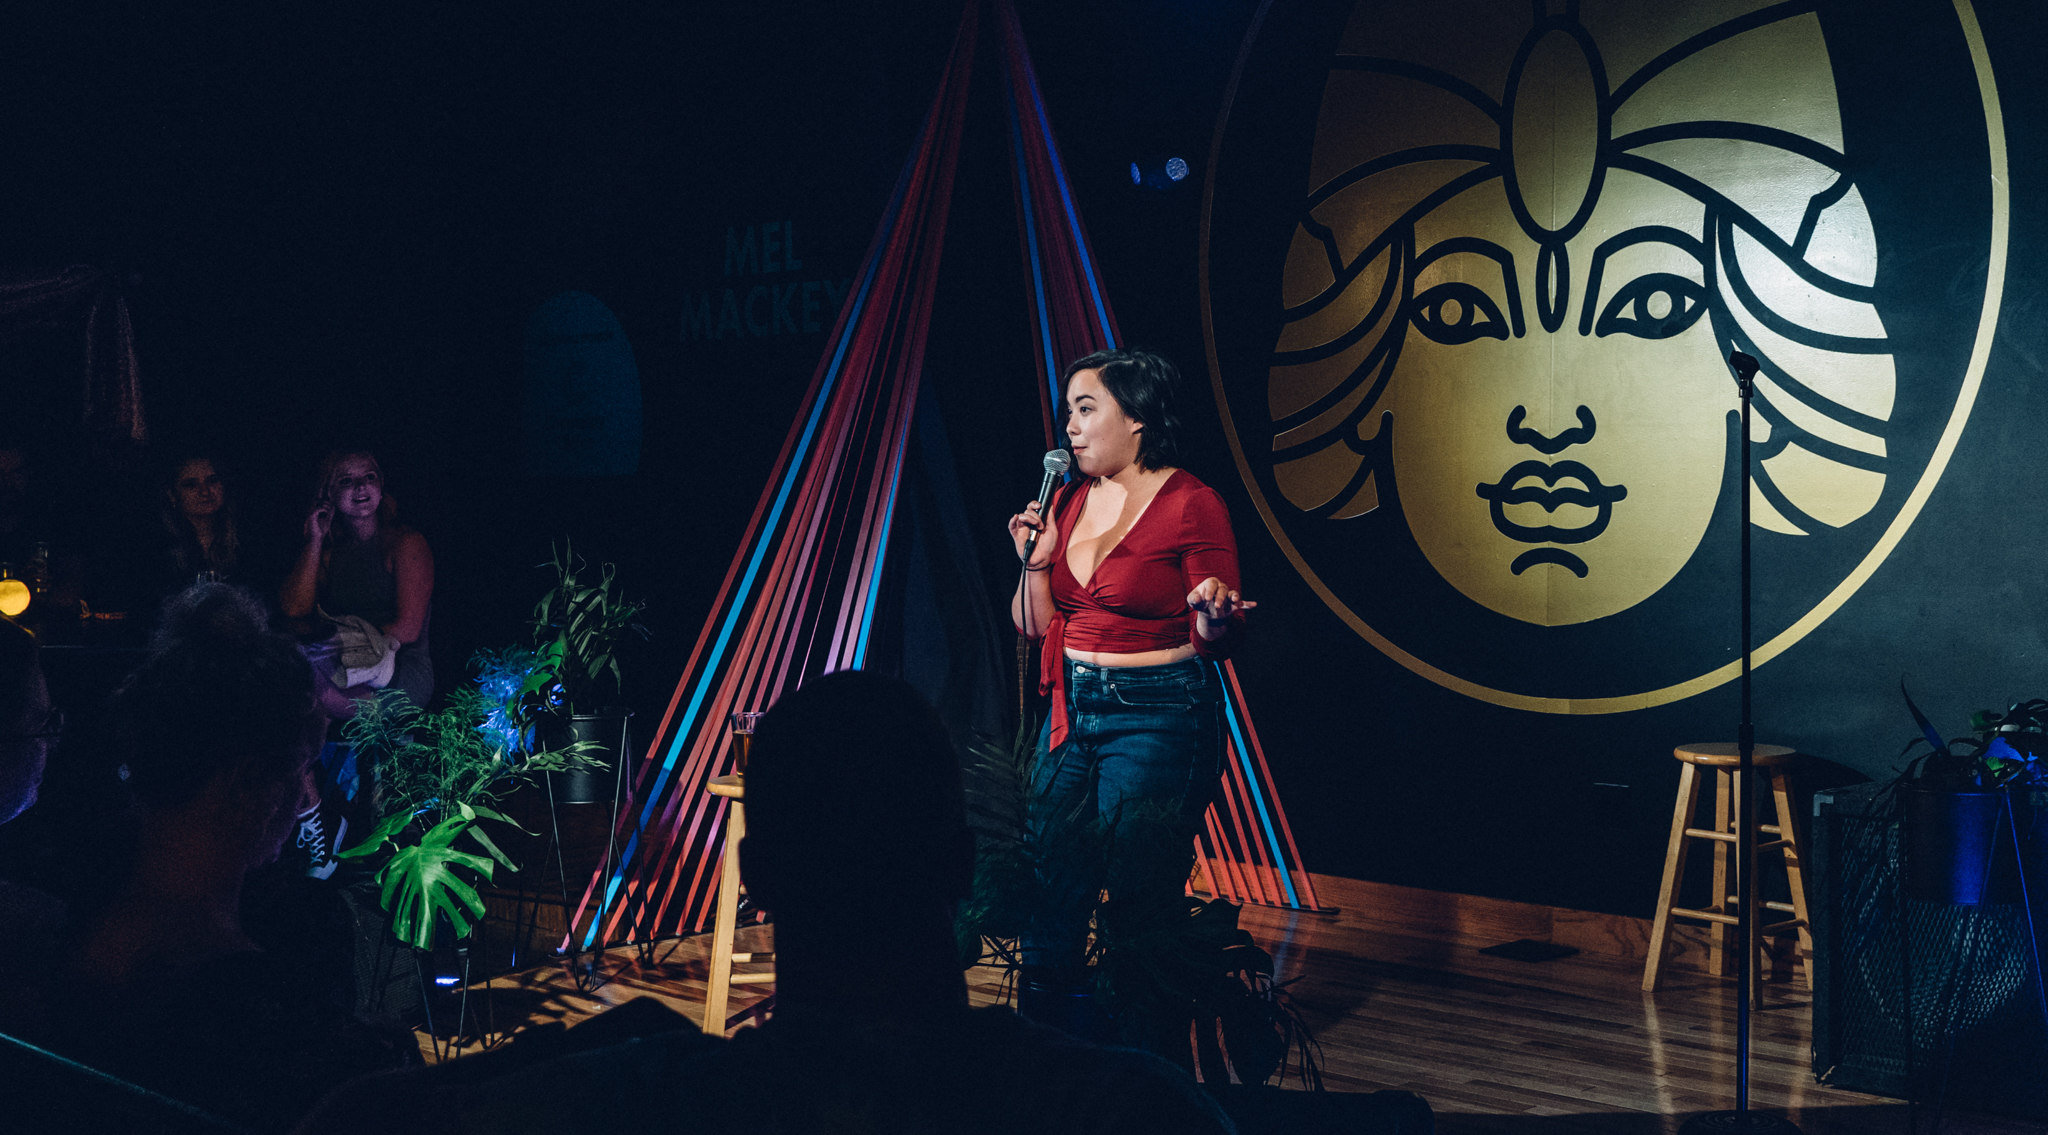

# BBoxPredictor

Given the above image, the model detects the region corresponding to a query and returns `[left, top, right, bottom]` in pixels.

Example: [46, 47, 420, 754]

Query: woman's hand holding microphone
[1008, 500, 1060, 572]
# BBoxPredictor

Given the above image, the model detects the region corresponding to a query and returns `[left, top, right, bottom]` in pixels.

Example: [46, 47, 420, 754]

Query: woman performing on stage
[1007, 348, 1255, 1013]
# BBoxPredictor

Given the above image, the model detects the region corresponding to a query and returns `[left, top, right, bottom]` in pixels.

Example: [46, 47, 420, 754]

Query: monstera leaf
[339, 803, 520, 951]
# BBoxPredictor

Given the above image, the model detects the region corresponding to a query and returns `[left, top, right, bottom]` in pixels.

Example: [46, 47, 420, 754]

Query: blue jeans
[1025, 656, 1224, 967]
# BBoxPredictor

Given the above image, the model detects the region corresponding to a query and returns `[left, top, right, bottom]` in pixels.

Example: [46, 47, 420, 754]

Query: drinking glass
[728, 710, 767, 773]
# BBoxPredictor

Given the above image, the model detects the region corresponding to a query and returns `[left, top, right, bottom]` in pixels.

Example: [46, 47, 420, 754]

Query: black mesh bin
[1810, 782, 2048, 1118]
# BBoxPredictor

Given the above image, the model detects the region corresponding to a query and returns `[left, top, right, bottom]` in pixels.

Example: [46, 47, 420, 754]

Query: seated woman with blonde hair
[280, 449, 435, 715]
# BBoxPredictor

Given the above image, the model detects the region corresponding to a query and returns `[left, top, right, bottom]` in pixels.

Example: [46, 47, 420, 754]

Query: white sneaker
[297, 808, 347, 880]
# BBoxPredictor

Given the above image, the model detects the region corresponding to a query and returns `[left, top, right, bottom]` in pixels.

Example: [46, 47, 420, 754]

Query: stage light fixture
[0, 578, 27, 619]
[1128, 154, 1195, 192]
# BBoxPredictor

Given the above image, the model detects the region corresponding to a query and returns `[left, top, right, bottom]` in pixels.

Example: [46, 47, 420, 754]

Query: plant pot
[1902, 784, 2032, 905]
[339, 888, 422, 1024]
[543, 711, 631, 805]
[1017, 965, 1112, 1043]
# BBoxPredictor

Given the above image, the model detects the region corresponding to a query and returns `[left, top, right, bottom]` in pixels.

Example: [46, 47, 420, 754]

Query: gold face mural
[1203, 0, 2006, 710]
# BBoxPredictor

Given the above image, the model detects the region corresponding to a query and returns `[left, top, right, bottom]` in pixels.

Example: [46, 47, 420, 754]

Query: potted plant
[954, 722, 1321, 1086]
[1896, 686, 2047, 904]
[530, 541, 649, 803]
[335, 651, 602, 953]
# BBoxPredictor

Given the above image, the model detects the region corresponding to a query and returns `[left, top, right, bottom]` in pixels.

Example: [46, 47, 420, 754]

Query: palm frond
[530, 540, 649, 715]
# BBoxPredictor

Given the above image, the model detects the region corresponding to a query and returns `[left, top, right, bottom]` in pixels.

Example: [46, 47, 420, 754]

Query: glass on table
[728, 710, 767, 773]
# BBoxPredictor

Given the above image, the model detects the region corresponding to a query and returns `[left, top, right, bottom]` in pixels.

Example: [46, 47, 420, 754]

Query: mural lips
[1474, 459, 1627, 547]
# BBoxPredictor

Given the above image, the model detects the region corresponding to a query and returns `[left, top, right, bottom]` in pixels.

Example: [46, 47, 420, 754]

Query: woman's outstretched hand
[1188, 576, 1256, 640]
[1008, 500, 1059, 571]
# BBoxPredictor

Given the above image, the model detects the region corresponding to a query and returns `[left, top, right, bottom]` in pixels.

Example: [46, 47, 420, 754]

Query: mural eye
[1408, 282, 1509, 345]
[1594, 273, 1708, 340]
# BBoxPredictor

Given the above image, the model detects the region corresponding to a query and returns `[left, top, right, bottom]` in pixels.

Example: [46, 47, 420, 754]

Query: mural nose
[1506, 405, 1596, 454]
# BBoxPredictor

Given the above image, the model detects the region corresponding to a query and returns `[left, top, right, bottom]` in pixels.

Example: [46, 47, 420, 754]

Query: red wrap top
[1035, 469, 1244, 748]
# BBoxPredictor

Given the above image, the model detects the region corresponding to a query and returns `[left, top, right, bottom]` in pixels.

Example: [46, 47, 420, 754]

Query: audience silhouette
[298, 670, 1236, 1134]
[21, 583, 413, 1131]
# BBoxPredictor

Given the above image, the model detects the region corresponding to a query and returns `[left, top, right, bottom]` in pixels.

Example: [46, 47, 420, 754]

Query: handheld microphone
[1022, 448, 1072, 563]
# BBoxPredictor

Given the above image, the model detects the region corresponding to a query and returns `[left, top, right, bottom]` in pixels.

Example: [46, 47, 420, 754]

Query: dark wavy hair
[111, 583, 316, 810]
[1061, 348, 1187, 471]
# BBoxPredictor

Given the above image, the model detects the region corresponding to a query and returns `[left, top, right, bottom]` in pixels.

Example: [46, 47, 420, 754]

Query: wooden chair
[702, 774, 775, 1034]
[1642, 743, 1814, 1004]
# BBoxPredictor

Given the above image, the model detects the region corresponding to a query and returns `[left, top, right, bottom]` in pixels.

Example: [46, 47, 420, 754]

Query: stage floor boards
[441, 876, 2045, 1135]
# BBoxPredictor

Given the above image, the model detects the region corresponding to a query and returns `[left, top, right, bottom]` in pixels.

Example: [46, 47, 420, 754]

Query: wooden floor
[435, 875, 2047, 1135]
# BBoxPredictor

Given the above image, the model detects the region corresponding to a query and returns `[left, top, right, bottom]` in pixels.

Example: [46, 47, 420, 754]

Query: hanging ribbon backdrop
[566, 0, 1318, 955]
[561, 1, 980, 950]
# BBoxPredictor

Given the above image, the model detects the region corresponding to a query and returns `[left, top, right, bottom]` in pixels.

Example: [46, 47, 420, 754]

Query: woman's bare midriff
[1063, 643, 1198, 668]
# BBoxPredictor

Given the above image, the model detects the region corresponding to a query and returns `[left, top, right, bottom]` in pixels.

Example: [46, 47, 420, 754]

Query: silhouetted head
[113, 583, 320, 864]
[742, 671, 972, 917]
[0, 620, 50, 824]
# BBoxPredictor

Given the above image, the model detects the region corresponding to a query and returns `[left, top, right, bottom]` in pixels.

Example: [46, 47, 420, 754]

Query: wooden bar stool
[702, 773, 775, 1034]
[1642, 742, 1814, 1004]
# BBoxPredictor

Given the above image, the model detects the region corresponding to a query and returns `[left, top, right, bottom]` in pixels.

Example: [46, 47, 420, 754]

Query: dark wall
[4, 0, 2041, 919]
[0, 0, 971, 716]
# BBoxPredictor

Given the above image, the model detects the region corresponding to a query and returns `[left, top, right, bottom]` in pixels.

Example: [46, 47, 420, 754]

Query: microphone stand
[1682, 351, 1799, 1135]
